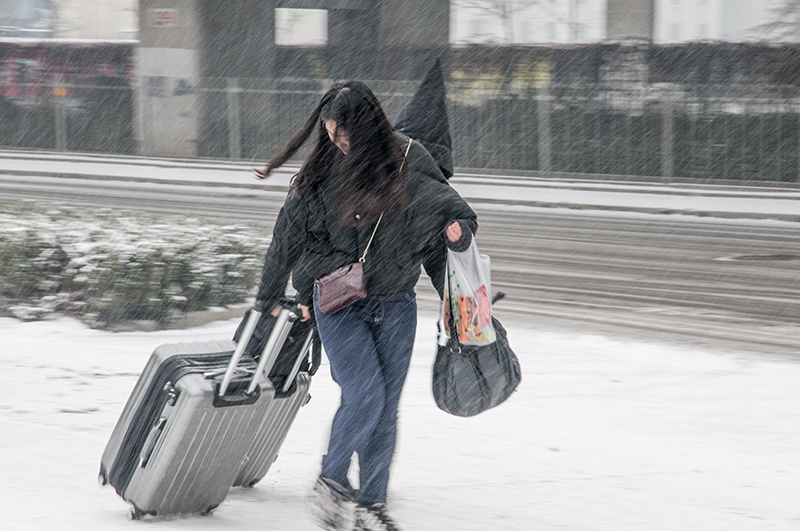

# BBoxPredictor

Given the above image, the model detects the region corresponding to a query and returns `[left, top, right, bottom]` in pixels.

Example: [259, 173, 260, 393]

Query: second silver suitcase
[233, 313, 320, 487]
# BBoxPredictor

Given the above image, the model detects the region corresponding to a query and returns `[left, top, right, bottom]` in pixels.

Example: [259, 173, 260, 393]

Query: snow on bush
[0, 203, 269, 329]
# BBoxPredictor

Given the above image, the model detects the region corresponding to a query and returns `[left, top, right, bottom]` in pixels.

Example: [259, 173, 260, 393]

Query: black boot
[308, 475, 355, 531]
[353, 503, 400, 531]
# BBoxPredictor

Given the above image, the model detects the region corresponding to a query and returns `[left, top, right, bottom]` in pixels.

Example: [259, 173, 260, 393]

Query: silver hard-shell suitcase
[229, 306, 321, 488]
[233, 372, 311, 487]
[232, 323, 315, 487]
[99, 308, 304, 518]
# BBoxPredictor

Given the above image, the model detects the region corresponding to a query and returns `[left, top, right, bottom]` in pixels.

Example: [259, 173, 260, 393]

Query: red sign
[149, 9, 177, 27]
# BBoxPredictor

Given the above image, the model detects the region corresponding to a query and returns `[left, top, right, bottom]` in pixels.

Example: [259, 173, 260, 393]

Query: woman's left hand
[446, 221, 462, 243]
[297, 304, 311, 321]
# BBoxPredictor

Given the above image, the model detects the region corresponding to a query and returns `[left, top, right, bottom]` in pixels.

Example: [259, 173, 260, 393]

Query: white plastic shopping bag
[443, 235, 496, 345]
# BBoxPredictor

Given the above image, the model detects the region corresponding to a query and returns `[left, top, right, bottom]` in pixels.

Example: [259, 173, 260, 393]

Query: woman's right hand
[271, 304, 311, 321]
[446, 221, 462, 243]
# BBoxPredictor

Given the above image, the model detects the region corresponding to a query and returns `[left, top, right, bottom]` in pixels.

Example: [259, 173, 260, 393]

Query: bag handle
[437, 255, 454, 348]
[358, 138, 413, 264]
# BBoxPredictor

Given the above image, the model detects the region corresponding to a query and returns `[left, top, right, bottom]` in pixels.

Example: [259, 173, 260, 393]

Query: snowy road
[1, 151, 798, 358]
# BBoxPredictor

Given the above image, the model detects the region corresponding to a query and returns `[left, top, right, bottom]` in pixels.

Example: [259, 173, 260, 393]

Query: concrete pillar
[137, 0, 202, 157]
[196, 1, 276, 159]
[196, 0, 275, 79]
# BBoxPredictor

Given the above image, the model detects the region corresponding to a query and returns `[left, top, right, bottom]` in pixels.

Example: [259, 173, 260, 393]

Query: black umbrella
[393, 58, 453, 179]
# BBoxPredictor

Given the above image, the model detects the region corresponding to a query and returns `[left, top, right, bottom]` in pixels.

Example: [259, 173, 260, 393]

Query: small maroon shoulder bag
[316, 139, 412, 314]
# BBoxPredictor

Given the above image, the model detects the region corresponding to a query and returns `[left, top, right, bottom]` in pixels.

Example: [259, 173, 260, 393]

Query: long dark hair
[258, 81, 408, 226]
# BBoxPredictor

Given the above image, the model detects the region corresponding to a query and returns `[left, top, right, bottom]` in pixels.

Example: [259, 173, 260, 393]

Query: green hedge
[0, 204, 269, 329]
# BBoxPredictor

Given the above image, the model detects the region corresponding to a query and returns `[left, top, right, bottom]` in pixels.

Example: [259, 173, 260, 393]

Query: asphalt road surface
[1, 171, 798, 360]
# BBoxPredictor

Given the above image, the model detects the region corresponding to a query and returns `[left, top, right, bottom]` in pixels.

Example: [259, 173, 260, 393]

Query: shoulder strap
[358, 138, 413, 263]
[359, 212, 384, 263]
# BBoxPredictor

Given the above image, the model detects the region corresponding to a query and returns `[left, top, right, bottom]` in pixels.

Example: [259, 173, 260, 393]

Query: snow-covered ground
[2, 312, 799, 530]
[2, 151, 799, 528]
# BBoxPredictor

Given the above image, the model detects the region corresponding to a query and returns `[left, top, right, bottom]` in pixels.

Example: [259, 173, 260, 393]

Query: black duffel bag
[432, 314, 521, 417]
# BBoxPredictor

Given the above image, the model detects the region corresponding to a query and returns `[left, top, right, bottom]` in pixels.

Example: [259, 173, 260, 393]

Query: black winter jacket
[255, 133, 477, 313]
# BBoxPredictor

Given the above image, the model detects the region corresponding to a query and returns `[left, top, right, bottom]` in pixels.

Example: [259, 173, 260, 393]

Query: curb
[2, 151, 798, 223]
[466, 197, 800, 223]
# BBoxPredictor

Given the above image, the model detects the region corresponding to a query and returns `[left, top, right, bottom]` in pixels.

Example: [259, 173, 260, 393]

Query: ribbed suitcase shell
[100, 340, 275, 518]
[233, 372, 312, 487]
[101, 340, 236, 479]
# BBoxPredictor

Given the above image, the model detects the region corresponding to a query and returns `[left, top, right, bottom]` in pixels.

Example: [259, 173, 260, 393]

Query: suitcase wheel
[201, 503, 220, 516]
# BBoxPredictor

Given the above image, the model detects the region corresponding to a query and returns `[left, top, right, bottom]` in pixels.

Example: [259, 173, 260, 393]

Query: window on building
[546, 22, 555, 41]
[669, 23, 680, 40]
[575, 23, 586, 41]
[520, 21, 531, 42]
[275, 8, 328, 46]
[698, 24, 708, 38]
[470, 19, 481, 37]
[670, 0, 680, 5]
[16, 0, 36, 20]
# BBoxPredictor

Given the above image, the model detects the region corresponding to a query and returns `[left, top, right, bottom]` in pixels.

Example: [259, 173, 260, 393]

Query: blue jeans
[314, 288, 417, 505]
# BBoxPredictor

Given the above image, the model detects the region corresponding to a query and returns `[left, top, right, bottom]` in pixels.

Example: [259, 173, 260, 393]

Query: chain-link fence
[3, 76, 800, 182]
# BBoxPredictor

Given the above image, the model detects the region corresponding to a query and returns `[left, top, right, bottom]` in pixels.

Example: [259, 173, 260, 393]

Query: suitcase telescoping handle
[282, 329, 315, 393]
[220, 304, 301, 397]
[247, 308, 298, 394]
[219, 309, 261, 396]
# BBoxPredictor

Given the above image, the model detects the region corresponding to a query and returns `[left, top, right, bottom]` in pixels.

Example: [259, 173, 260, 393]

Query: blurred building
[136, 0, 451, 157]
[0, 0, 137, 40]
[54, 0, 138, 40]
[451, 0, 607, 44]
[654, 0, 774, 42]
[0, 0, 54, 38]
[451, 1, 789, 44]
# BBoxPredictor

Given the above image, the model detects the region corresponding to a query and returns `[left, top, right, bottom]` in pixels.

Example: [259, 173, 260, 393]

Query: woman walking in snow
[254, 81, 476, 531]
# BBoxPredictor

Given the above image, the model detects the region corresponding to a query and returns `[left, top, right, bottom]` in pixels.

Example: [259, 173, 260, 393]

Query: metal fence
[3, 77, 800, 182]
[0, 78, 135, 155]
